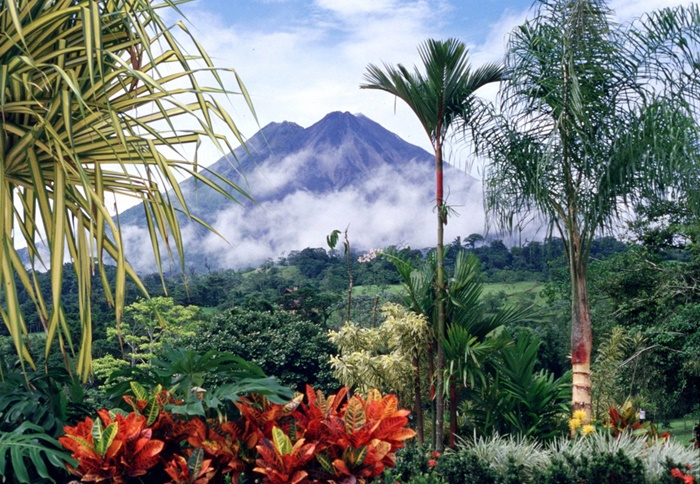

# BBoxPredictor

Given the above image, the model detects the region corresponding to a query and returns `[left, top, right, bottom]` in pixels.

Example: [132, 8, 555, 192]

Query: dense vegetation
[4, 230, 698, 425]
[2, 0, 700, 482]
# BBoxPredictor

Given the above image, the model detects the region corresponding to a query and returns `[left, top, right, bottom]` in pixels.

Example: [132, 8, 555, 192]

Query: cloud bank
[121, 155, 484, 273]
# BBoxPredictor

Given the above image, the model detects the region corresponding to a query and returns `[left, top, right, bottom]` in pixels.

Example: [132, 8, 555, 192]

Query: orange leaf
[333, 458, 351, 476]
[344, 396, 366, 434]
[391, 428, 417, 441]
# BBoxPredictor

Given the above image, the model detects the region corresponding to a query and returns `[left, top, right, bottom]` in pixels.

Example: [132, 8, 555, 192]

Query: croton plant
[59, 383, 415, 483]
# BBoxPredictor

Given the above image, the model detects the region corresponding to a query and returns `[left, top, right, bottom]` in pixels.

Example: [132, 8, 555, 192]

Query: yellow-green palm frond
[0, 0, 254, 380]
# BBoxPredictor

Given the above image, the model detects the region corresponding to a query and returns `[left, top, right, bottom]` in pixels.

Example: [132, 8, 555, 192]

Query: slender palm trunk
[569, 243, 592, 422]
[413, 354, 424, 445]
[449, 376, 457, 448]
[427, 340, 436, 445]
[435, 142, 446, 452]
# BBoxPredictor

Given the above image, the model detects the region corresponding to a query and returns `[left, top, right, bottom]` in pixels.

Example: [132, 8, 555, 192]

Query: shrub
[435, 450, 497, 484]
[405, 473, 448, 484]
[464, 332, 571, 441]
[59, 385, 415, 483]
[383, 443, 433, 483]
[550, 431, 700, 482]
[533, 451, 647, 483]
[0, 364, 92, 483]
[187, 307, 336, 392]
[464, 433, 550, 480]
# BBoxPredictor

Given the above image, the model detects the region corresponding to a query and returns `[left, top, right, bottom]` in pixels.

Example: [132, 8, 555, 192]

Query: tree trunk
[413, 354, 424, 445]
[435, 142, 446, 452]
[427, 340, 436, 446]
[449, 376, 457, 448]
[570, 247, 592, 422]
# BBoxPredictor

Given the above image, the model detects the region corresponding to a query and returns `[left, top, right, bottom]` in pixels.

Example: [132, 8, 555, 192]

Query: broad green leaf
[95, 422, 118, 458]
[272, 426, 292, 455]
[144, 397, 160, 426]
[130, 381, 149, 402]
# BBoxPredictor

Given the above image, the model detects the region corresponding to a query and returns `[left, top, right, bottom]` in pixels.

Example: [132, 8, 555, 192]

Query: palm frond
[0, 0, 254, 380]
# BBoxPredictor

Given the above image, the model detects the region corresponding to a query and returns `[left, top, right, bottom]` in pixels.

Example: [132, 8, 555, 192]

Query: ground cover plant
[383, 431, 700, 484]
[59, 383, 415, 483]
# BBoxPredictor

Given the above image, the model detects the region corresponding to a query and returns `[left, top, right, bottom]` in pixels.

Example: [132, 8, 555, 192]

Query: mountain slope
[119, 112, 483, 272]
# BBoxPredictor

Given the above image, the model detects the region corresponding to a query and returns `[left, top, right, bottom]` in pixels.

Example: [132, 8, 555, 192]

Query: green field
[482, 281, 546, 306]
[664, 417, 699, 445]
[353, 280, 545, 303]
[353, 284, 403, 296]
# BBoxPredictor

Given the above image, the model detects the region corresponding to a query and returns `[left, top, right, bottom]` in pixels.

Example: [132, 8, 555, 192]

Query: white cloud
[314, 0, 397, 15]
[610, 0, 695, 20]
[197, 159, 482, 269]
[121, 153, 485, 272]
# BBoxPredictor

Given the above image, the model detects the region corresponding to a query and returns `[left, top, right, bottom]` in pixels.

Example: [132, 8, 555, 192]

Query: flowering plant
[569, 409, 596, 437]
[604, 405, 670, 442]
[670, 465, 695, 483]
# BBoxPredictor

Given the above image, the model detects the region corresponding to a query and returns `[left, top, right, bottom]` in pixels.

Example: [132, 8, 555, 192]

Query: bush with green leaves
[0, 363, 92, 483]
[464, 331, 571, 440]
[0, 422, 75, 484]
[382, 443, 433, 483]
[185, 307, 336, 392]
[103, 346, 293, 417]
[390, 432, 700, 484]
[434, 450, 498, 483]
[533, 450, 647, 483]
[549, 431, 700, 483]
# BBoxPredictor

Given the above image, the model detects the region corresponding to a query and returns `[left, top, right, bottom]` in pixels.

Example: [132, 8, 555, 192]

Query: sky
[121, 0, 696, 270]
[171, 0, 689, 158]
[172, 0, 532, 157]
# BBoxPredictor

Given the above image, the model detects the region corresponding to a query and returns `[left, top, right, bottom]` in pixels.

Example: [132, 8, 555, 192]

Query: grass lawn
[663, 417, 699, 446]
[353, 284, 403, 296]
[483, 281, 546, 306]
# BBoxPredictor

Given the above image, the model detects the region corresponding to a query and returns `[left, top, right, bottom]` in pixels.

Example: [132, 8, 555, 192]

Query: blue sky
[116, 0, 695, 268]
[173, 0, 686, 161]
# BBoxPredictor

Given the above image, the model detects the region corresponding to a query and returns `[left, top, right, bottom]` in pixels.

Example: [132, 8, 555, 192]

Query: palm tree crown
[361, 38, 502, 451]
[480, 0, 700, 417]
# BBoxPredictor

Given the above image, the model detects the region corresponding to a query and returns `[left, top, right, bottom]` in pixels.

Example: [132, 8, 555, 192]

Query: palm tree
[1, 0, 254, 380]
[361, 38, 502, 451]
[478, 0, 700, 418]
[443, 251, 529, 446]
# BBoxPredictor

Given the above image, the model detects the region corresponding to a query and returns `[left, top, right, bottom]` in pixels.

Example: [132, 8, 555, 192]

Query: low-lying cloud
[120, 156, 485, 273]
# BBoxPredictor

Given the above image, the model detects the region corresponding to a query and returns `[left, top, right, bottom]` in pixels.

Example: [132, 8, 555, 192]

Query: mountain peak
[119, 112, 481, 272]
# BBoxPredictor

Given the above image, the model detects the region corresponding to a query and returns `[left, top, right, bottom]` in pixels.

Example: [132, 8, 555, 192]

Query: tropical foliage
[329, 302, 428, 403]
[477, 0, 700, 416]
[0, 0, 253, 380]
[362, 38, 503, 451]
[384, 432, 700, 484]
[186, 307, 337, 392]
[4, 0, 700, 480]
[59, 384, 415, 483]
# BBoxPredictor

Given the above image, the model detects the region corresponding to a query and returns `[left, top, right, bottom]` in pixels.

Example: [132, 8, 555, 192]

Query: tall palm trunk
[449, 376, 458, 448]
[428, 340, 436, 445]
[435, 140, 446, 452]
[413, 355, 424, 445]
[361, 37, 503, 452]
[569, 244, 592, 421]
